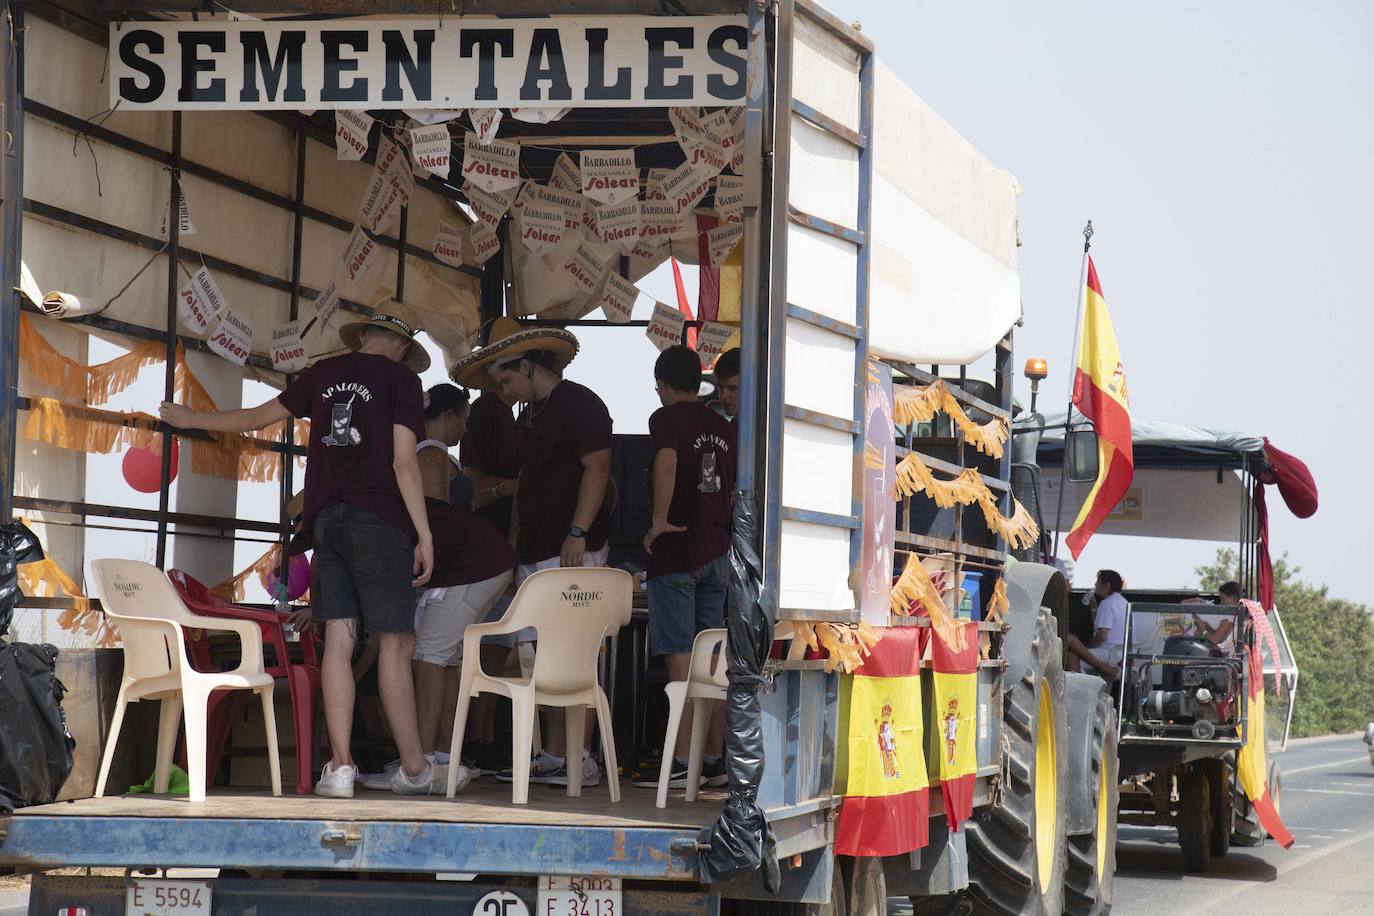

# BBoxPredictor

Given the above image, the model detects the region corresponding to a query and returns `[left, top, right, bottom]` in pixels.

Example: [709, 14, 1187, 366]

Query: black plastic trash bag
[0, 640, 75, 812]
[696, 494, 781, 893]
[0, 519, 44, 639]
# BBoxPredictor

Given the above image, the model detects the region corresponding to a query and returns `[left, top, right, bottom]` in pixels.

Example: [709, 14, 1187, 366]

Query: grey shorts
[311, 502, 415, 634]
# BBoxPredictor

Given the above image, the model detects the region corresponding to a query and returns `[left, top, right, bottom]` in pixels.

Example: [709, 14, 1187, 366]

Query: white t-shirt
[1092, 592, 1129, 662]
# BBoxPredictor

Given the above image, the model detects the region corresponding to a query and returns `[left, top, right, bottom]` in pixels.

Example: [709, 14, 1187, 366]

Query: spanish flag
[1066, 257, 1133, 560]
[836, 627, 930, 856]
[1236, 628, 1294, 848]
[929, 620, 979, 830]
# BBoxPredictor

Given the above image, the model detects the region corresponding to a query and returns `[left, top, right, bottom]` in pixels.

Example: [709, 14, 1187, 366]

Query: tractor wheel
[840, 856, 885, 916]
[1065, 684, 1119, 915]
[966, 606, 1069, 916]
[1177, 767, 1212, 873]
[1231, 757, 1283, 846]
[1204, 758, 1232, 858]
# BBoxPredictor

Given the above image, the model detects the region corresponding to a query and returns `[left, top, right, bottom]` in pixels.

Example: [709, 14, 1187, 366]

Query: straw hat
[450, 316, 579, 391]
[285, 490, 305, 523]
[338, 300, 431, 374]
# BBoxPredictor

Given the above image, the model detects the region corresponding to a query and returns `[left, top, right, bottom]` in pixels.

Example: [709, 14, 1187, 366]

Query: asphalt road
[1112, 732, 1374, 915]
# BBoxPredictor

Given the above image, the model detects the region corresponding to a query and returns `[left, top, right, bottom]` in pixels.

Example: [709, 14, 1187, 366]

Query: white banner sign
[599, 272, 638, 324]
[529, 183, 584, 234]
[564, 239, 608, 294]
[595, 199, 642, 254]
[518, 199, 567, 252]
[510, 107, 570, 124]
[660, 159, 711, 215]
[707, 220, 743, 267]
[465, 180, 519, 229]
[270, 319, 308, 373]
[432, 220, 466, 266]
[358, 157, 405, 232]
[639, 200, 683, 242]
[342, 225, 382, 287]
[695, 321, 736, 366]
[334, 110, 373, 160]
[110, 18, 748, 110]
[161, 189, 196, 237]
[176, 270, 218, 333]
[580, 149, 638, 205]
[461, 132, 521, 192]
[470, 108, 503, 145]
[469, 220, 501, 264]
[409, 124, 451, 179]
[311, 281, 341, 334]
[404, 108, 464, 125]
[645, 300, 686, 351]
[207, 307, 256, 365]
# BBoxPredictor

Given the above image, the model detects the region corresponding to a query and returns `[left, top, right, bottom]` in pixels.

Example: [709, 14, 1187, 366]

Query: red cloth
[1263, 439, 1318, 518]
[670, 257, 698, 349]
[696, 213, 721, 321]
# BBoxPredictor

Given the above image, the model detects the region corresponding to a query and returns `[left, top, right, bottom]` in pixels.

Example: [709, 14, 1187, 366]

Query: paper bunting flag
[409, 124, 452, 179]
[334, 110, 373, 160]
[595, 199, 642, 254]
[161, 188, 196, 238]
[432, 220, 466, 267]
[510, 107, 570, 124]
[644, 167, 672, 201]
[646, 300, 687, 351]
[696, 321, 736, 366]
[517, 198, 567, 252]
[600, 272, 638, 324]
[207, 307, 255, 366]
[670, 106, 707, 152]
[715, 174, 745, 224]
[702, 108, 741, 172]
[564, 239, 610, 295]
[176, 267, 223, 334]
[580, 149, 639, 205]
[470, 108, 503, 145]
[270, 319, 308, 373]
[311, 281, 341, 335]
[661, 159, 711, 215]
[727, 106, 746, 171]
[685, 139, 727, 179]
[465, 180, 520, 229]
[462, 132, 521, 193]
[342, 225, 382, 288]
[469, 220, 501, 264]
[404, 108, 464, 126]
[708, 221, 744, 267]
[551, 152, 582, 191]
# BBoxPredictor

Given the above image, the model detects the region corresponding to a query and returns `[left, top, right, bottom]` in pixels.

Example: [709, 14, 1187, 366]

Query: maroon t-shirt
[426, 498, 517, 588]
[646, 401, 736, 579]
[515, 380, 613, 563]
[278, 352, 424, 537]
[460, 391, 519, 536]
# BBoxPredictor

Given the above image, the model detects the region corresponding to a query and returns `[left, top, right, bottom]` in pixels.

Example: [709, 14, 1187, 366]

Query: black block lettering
[520, 28, 572, 101]
[707, 25, 748, 100]
[322, 31, 369, 102]
[178, 31, 227, 103]
[645, 27, 694, 101]
[117, 29, 165, 104]
[383, 29, 435, 102]
[460, 30, 515, 102]
[585, 27, 629, 101]
[240, 30, 306, 103]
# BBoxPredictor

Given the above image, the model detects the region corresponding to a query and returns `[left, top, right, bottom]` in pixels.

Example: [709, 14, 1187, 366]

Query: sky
[826, 0, 1374, 601]
[66, 1, 1374, 614]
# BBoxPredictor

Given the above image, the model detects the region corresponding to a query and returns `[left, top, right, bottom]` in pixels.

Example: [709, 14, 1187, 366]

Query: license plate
[126, 879, 212, 916]
[537, 876, 621, 916]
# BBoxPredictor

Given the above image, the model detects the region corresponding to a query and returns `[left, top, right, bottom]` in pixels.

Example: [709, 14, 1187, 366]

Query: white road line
[1281, 755, 1369, 775]
[1286, 787, 1374, 798]
[1202, 824, 1374, 909]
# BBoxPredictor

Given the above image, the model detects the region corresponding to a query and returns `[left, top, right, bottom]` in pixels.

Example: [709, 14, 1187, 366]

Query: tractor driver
[1066, 569, 1128, 681]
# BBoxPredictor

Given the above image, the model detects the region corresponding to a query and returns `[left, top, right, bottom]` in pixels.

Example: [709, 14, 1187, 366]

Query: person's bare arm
[1088, 626, 1111, 649]
[417, 448, 451, 503]
[560, 448, 611, 567]
[465, 467, 519, 509]
[643, 448, 686, 555]
[393, 425, 434, 586]
[160, 397, 289, 433]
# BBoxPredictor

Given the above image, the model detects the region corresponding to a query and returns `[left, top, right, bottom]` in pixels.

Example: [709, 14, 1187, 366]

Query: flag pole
[1050, 221, 1094, 561]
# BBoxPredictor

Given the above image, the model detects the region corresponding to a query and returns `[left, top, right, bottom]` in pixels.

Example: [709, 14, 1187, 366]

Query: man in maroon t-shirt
[460, 388, 521, 538]
[636, 345, 736, 791]
[159, 302, 449, 799]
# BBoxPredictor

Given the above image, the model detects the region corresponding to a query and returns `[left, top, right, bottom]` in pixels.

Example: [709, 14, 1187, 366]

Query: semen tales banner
[109, 16, 747, 111]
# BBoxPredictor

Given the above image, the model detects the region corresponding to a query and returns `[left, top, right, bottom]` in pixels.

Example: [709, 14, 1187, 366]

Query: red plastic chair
[168, 569, 322, 794]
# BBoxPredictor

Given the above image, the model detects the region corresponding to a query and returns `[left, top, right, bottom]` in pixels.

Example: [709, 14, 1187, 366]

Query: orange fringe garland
[985, 576, 1010, 625]
[788, 620, 884, 674]
[895, 452, 1040, 550]
[891, 551, 966, 651]
[893, 380, 1009, 460]
[14, 548, 121, 648]
[213, 544, 283, 604]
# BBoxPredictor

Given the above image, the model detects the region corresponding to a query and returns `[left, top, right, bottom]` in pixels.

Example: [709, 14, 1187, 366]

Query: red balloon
[122, 439, 179, 493]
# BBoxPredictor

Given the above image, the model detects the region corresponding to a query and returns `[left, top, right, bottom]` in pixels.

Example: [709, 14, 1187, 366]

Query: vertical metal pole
[155, 112, 183, 568]
[478, 224, 505, 342]
[278, 129, 306, 581]
[395, 205, 407, 302]
[1049, 225, 1093, 561]
[0, 0, 23, 523]
[848, 37, 873, 600]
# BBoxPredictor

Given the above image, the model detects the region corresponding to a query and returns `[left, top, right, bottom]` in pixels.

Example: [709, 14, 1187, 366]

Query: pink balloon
[122, 439, 179, 493]
[266, 553, 311, 601]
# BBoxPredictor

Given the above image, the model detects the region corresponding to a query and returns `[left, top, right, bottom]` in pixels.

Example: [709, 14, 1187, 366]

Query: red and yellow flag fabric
[1236, 602, 1294, 848]
[1066, 256, 1134, 560]
[929, 620, 979, 830]
[836, 627, 930, 856]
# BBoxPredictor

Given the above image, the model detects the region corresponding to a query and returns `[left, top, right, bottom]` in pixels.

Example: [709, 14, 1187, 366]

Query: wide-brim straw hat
[285, 490, 305, 523]
[338, 299, 431, 374]
[450, 316, 579, 391]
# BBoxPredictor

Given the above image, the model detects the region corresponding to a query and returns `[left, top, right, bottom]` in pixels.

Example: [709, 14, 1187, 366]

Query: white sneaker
[315, 762, 357, 798]
[359, 759, 402, 791]
[549, 753, 601, 788]
[497, 750, 563, 784]
[390, 760, 458, 796]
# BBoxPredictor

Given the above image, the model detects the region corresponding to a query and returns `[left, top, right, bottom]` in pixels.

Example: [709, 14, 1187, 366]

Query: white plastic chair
[447, 567, 632, 804]
[88, 559, 282, 803]
[656, 628, 729, 808]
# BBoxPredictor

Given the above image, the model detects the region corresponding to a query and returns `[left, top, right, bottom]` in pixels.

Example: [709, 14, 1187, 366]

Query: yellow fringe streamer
[890, 551, 966, 651]
[19, 314, 166, 406]
[212, 544, 282, 604]
[985, 576, 1010, 625]
[894, 452, 1040, 550]
[893, 380, 1009, 460]
[14, 547, 121, 648]
[786, 620, 883, 674]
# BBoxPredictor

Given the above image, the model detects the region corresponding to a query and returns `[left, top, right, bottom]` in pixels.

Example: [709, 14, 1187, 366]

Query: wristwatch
[569, 526, 586, 539]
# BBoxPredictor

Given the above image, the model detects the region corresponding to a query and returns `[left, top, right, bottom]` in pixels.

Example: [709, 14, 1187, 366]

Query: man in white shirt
[1067, 569, 1128, 680]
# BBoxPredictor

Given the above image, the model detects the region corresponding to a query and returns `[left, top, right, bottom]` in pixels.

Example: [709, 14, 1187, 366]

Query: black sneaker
[702, 757, 728, 788]
[548, 754, 601, 788]
[632, 759, 702, 789]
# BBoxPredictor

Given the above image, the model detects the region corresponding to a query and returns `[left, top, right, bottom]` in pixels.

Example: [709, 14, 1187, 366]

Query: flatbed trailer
[0, 1, 1092, 914]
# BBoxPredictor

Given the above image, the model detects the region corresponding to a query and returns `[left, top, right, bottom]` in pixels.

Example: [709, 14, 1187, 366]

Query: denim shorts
[312, 502, 416, 634]
[647, 552, 729, 656]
